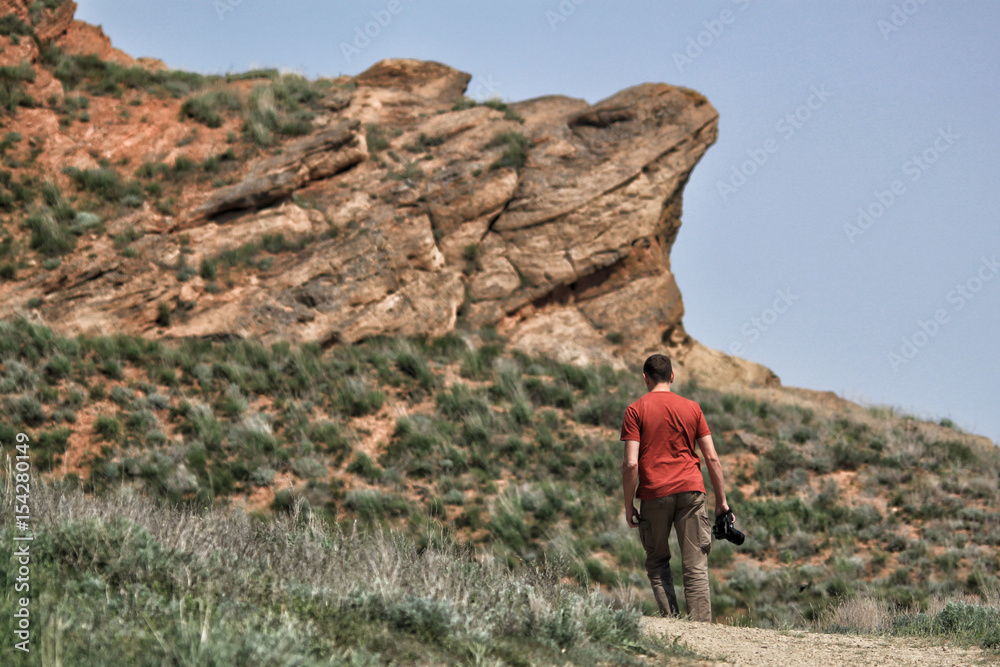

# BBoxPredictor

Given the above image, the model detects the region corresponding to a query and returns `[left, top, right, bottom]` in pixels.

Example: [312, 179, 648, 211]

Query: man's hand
[625, 504, 640, 528]
[715, 505, 736, 524]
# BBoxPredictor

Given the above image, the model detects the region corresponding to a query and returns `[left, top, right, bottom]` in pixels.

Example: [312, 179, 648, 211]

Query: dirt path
[641, 617, 996, 666]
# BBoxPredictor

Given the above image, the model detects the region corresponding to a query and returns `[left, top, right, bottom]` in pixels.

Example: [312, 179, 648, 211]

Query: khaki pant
[637, 491, 713, 622]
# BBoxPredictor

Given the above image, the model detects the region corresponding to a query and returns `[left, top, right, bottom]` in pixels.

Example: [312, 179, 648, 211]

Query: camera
[712, 508, 745, 546]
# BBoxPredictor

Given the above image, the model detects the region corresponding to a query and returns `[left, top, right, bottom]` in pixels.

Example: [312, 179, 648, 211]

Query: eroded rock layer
[0, 8, 776, 384]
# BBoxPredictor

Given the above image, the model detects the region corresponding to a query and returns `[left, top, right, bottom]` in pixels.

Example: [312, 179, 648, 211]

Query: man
[620, 354, 733, 622]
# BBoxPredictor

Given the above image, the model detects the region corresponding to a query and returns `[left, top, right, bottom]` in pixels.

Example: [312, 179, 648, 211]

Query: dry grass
[0, 462, 674, 665]
[821, 595, 896, 633]
[820, 591, 1000, 651]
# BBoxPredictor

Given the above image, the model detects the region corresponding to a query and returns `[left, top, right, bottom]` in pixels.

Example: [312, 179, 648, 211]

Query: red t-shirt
[620, 390, 710, 499]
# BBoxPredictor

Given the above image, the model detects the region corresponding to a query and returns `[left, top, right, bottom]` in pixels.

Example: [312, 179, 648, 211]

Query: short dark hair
[643, 354, 672, 385]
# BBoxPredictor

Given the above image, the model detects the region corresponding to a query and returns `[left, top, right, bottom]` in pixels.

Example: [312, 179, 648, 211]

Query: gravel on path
[641, 616, 995, 666]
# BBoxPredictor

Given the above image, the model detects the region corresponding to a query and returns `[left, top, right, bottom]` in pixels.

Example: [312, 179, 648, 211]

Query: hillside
[0, 3, 999, 664]
[3, 319, 999, 619]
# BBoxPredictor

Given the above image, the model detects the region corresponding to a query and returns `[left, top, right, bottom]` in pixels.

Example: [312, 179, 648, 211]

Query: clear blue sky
[75, 1, 1000, 444]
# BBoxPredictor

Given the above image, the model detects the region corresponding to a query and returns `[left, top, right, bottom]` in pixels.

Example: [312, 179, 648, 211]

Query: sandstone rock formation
[0, 5, 778, 387]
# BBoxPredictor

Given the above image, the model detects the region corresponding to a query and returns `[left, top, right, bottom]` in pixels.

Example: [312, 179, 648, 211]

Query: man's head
[642, 354, 674, 388]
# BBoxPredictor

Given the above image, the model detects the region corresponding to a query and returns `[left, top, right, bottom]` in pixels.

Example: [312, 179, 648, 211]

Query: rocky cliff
[0, 3, 776, 387]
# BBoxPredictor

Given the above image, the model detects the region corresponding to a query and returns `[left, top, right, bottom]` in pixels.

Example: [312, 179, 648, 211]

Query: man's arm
[622, 439, 640, 528]
[697, 434, 732, 518]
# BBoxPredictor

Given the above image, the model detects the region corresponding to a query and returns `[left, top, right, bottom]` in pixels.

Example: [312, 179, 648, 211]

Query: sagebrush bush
[242, 75, 322, 146]
[0, 60, 36, 114]
[179, 88, 243, 127]
[63, 166, 144, 205]
[23, 209, 74, 256]
[334, 376, 384, 417]
[488, 131, 529, 171]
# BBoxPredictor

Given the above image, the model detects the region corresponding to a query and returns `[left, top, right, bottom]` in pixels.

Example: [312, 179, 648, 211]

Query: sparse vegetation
[63, 166, 144, 207]
[0, 60, 36, 115]
[0, 310, 997, 650]
[403, 132, 445, 153]
[0, 477, 677, 665]
[242, 74, 325, 146]
[452, 96, 525, 122]
[179, 88, 242, 128]
[45, 49, 207, 99]
[488, 131, 530, 171]
[0, 13, 32, 38]
[387, 160, 424, 182]
[823, 594, 1000, 651]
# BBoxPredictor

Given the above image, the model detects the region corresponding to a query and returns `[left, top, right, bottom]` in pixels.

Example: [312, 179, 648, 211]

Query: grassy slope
[1, 474, 701, 666]
[0, 318, 998, 639]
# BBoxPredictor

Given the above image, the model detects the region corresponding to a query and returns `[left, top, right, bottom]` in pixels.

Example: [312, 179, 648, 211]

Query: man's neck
[648, 383, 672, 393]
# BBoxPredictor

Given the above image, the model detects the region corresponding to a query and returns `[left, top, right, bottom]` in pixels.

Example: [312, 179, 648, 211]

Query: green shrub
[31, 426, 70, 469]
[173, 154, 196, 175]
[0, 60, 36, 114]
[387, 160, 424, 182]
[308, 421, 349, 463]
[481, 98, 524, 122]
[346, 452, 382, 482]
[49, 50, 206, 99]
[344, 489, 411, 520]
[179, 88, 243, 127]
[0, 359, 36, 394]
[893, 601, 1000, 650]
[6, 394, 45, 426]
[63, 166, 143, 204]
[23, 209, 74, 256]
[94, 414, 122, 441]
[292, 456, 327, 480]
[135, 161, 168, 179]
[108, 385, 134, 407]
[0, 13, 31, 37]
[365, 123, 390, 152]
[524, 377, 573, 409]
[488, 131, 529, 171]
[384, 414, 444, 464]
[334, 377, 384, 417]
[403, 132, 445, 153]
[241, 75, 322, 146]
[451, 97, 478, 111]
[487, 488, 531, 552]
[156, 301, 172, 327]
[228, 413, 275, 455]
[574, 392, 630, 429]
[459, 343, 502, 380]
[437, 382, 490, 420]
